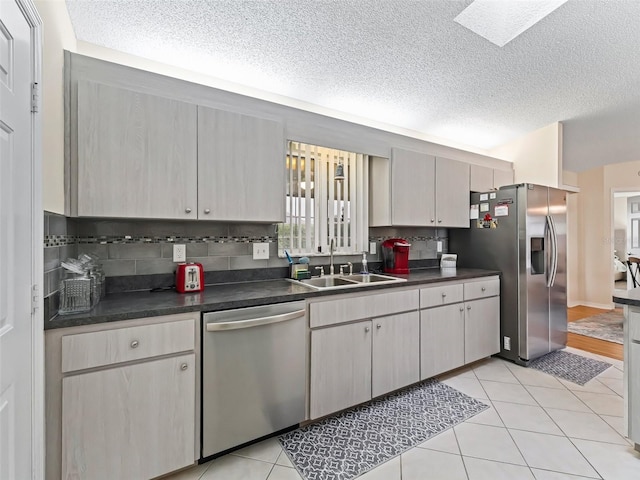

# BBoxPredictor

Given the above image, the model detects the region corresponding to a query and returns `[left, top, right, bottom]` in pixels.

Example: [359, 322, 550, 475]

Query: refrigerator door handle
[546, 215, 559, 287]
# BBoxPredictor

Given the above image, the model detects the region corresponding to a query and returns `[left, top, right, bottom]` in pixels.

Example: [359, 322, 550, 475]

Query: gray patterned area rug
[567, 311, 623, 344]
[528, 350, 612, 386]
[279, 380, 488, 480]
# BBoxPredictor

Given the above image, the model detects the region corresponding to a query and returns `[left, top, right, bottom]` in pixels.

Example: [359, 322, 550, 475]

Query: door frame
[13, 0, 44, 477]
[611, 189, 640, 301]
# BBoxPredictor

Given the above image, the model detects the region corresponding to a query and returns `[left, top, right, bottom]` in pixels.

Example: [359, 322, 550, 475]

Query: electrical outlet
[173, 244, 186, 263]
[436, 241, 442, 253]
[504, 336, 511, 351]
[253, 242, 269, 260]
[369, 241, 376, 255]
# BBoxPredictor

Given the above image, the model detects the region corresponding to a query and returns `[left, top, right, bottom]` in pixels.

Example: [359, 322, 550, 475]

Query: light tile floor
[163, 347, 639, 480]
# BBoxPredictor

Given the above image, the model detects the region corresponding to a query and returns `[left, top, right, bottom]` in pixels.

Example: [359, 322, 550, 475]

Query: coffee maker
[381, 238, 411, 274]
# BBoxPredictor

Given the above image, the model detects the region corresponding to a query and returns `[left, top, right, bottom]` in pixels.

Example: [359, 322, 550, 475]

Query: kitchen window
[278, 141, 369, 257]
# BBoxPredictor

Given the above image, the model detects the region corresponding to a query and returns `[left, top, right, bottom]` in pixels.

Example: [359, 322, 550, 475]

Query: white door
[0, 0, 36, 478]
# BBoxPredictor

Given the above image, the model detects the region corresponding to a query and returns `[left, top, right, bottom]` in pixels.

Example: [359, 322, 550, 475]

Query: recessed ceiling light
[454, 0, 568, 47]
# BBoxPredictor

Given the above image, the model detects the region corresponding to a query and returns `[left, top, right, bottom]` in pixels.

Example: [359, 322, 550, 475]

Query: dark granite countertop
[613, 289, 640, 307]
[46, 267, 500, 330]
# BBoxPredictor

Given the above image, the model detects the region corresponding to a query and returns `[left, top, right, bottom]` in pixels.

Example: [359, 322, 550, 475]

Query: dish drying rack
[59, 254, 106, 315]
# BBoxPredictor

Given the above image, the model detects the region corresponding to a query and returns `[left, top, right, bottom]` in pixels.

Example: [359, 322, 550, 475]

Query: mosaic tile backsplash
[43, 212, 448, 319]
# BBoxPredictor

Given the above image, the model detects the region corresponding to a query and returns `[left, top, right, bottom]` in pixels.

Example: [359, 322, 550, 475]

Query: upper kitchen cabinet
[370, 148, 469, 227]
[74, 81, 198, 219]
[493, 168, 515, 189]
[197, 106, 285, 223]
[470, 164, 514, 192]
[390, 148, 435, 226]
[435, 157, 470, 227]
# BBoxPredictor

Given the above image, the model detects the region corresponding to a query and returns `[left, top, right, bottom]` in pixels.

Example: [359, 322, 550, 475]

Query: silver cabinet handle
[204, 208, 211, 214]
[467, 305, 472, 310]
[459, 307, 464, 312]
[181, 363, 188, 371]
[430, 219, 435, 223]
[365, 326, 370, 332]
[438, 219, 442, 223]
[442, 292, 447, 297]
[130, 340, 139, 348]
[481, 287, 486, 292]
[377, 324, 382, 329]
[185, 207, 192, 213]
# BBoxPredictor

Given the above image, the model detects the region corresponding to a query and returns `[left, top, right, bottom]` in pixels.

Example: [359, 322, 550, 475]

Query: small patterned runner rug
[528, 350, 611, 386]
[279, 379, 488, 480]
[567, 311, 623, 344]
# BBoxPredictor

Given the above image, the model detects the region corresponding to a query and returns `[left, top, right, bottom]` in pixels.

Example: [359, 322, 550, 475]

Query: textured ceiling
[65, 0, 640, 172]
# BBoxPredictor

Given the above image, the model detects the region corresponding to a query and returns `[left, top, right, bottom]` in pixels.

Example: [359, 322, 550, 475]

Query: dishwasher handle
[206, 309, 305, 331]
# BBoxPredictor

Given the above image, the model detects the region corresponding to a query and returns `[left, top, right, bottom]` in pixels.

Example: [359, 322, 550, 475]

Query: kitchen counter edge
[613, 289, 640, 306]
[45, 268, 501, 330]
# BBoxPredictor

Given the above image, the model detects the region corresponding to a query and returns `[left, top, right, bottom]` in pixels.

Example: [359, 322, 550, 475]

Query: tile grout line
[514, 360, 607, 480]
[486, 357, 605, 479]
[451, 423, 470, 480]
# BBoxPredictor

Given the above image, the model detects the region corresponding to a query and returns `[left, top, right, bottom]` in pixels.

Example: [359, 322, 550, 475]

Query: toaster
[175, 262, 204, 293]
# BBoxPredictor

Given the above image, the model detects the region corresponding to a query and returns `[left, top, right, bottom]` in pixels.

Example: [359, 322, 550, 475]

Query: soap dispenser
[361, 252, 369, 274]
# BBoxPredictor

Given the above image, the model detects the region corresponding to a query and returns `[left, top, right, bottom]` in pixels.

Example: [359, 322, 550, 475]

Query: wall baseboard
[569, 300, 614, 310]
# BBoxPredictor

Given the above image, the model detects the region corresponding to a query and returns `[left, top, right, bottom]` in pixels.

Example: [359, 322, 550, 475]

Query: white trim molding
[15, 1, 44, 479]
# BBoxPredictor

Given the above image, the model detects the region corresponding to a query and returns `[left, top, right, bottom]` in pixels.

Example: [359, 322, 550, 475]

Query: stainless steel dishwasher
[201, 301, 307, 459]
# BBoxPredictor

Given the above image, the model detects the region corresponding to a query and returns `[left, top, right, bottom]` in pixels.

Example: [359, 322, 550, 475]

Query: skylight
[454, 0, 568, 47]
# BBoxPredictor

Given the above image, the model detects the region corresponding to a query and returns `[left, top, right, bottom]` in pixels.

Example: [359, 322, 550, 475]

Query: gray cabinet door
[420, 303, 465, 379]
[198, 106, 285, 222]
[62, 354, 195, 480]
[372, 311, 420, 397]
[435, 158, 470, 227]
[464, 296, 500, 364]
[310, 321, 372, 419]
[391, 148, 435, 226]
[76, 81, 198, 219]
[470, 164, 494, 193]
[493, 169, 514, 189]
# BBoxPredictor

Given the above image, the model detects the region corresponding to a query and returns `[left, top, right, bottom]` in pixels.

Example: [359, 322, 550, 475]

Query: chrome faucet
[329, 238, 335, 276]
[339, 262, 353, 276]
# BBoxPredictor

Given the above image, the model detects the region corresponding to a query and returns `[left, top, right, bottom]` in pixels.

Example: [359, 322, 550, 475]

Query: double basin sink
[291, 273, 406, 290]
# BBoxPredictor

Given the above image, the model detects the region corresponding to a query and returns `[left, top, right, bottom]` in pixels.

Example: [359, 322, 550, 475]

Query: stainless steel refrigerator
[449, 183, 567, 365]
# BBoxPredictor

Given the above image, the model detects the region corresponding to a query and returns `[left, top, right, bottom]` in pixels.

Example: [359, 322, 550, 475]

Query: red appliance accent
[381, 238, 411, 274]
[175, 262, 205, 293]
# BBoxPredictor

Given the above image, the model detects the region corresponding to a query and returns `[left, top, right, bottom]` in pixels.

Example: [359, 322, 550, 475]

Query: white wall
[572, 161, 640, 308]
[490, 122, 563, 188]
[566, 191, 579, 306]
[36, 0, 77, 214]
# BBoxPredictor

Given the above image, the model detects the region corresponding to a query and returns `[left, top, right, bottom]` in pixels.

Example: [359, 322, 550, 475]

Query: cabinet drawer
[310, 289, 419, 328]
[464, 277, 500, 301]
[62, 319, 196, 373]
[420, 283, 464, 308]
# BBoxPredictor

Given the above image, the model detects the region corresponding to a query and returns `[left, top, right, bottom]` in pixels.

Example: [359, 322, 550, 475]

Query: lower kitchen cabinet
[626, 307, 640, 448]
[46, 313, 199, 480]
[464, 296, 500, 364]
[372, 311, 420, 397]
[419, 276, 500, 379]
[310, 320, 372, 419]
[62, 354, 195, 480]
[420, 303, 465, 380]
[309, 290, 421, 419]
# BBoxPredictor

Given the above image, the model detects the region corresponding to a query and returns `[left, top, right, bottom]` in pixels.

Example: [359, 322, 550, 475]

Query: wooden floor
[567, 305, 623, 361]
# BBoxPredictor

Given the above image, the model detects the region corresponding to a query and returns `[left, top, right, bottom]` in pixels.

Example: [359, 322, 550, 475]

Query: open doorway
[613, 191, 640, 291]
